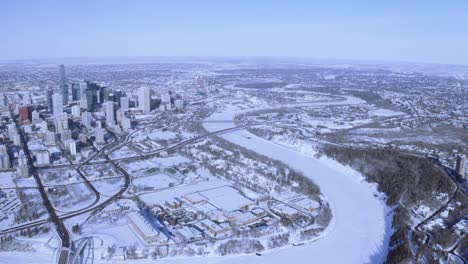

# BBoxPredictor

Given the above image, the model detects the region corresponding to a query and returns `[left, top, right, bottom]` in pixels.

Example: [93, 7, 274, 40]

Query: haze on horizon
[2, 0, 468, 65]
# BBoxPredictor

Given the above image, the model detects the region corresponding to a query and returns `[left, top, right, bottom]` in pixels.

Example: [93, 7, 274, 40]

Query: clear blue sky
[1, 0, 467, 64]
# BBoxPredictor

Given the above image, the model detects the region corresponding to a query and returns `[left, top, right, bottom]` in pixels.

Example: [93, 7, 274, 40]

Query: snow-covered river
[179, 96, 392, 264]
[104, 95, 391, 264]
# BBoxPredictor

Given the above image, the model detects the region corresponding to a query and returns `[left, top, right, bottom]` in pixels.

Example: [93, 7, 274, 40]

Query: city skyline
[2, 0, 468, 65]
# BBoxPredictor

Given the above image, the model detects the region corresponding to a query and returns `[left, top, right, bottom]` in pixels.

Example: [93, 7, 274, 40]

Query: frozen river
[176, 96, 392, 264]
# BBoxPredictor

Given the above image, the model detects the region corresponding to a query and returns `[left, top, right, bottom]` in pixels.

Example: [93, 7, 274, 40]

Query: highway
[15, 118, 71, 264]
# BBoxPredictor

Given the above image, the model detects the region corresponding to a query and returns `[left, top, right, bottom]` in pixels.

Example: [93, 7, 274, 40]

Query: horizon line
[0, 55, 467, 68]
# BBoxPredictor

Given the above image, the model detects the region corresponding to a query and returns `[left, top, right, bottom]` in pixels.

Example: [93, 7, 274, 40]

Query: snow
[369, 108, 405, 117]
[132, 174, 178, 190]
[196, 97, 391, 264]
[197, 186, 254, 211]
[139, 178, 230, 206]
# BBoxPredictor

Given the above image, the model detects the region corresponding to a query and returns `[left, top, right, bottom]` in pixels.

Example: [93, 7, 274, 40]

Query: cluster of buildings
[128, 185, 282, 247]
[0, 95, 31, 177]
[0, 64, 189, 176]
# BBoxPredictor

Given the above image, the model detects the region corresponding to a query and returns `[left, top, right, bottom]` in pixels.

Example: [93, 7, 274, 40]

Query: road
[15, 118, 71, 263]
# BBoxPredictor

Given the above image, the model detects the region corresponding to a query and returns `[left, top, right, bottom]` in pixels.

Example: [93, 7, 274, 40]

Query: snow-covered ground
[187, 97, 392, 264]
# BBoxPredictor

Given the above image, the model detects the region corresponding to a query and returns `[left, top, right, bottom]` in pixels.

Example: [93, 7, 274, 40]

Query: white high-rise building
[18, 151, 28, 166]
[104, 101, 115, 125]
[120, 96, 129, 110]
[64, 139, 77, 156]
[0, 93, 7, 107]
[81, 111, 93, 129]
[95, 127, 105, 143]
[0, 145, 9, 170]
[121, 116, 132, 131]
[71, 105, 81, 118]
[138, 87, 151, 114]
[79, 81, 88, 109]
[54, 113, 68, 133]
[52, 93, 63, 116]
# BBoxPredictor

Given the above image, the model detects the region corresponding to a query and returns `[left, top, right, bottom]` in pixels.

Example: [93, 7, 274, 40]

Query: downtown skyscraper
[138, 87, 151, 114]
[59, 64, 68, 105]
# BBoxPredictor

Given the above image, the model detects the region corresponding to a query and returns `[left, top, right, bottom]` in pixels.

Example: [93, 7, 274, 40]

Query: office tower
[54, 113, 69, 133]
[104, 101, 115, 126]
[18, 151, 27, 166]
[138, 87, 151, 114]
[161, 92, 171, 104]
[0, 145, 9, 170]
[0, 93, 7, 107]
[85, 83, 99, 111]
[0, 153, 10, 170]
[174, 99, 184, 110]
[121, 116, 132, 131]
[59, 65, 68, 105]
[52, 93, 63, 116]
[81, 111, 93, 129]
[71, 105, 81, 118]
[455, 155, 466, 180]
[64, 139, 77, 155]
[18, 106, 30, 122]
[79, 81, 88, 108]
[99, 86, 110, 104]
[107, 93, 115, 103]
[120, 96, 129, 110]
[114, 90, 122, 104]
[17, 151, 29, 177]
[71, 83, 80, 101]
[46, 87, 53, 111]
[95, 127, 105, 143]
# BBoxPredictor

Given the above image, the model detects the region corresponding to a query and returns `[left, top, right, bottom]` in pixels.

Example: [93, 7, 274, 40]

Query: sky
[1, 0, 467, 65]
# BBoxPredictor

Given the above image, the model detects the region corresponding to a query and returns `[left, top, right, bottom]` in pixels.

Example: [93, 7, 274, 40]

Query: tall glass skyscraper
[59, 64, 68, 105]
